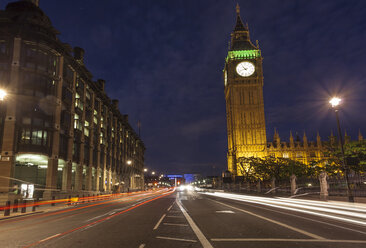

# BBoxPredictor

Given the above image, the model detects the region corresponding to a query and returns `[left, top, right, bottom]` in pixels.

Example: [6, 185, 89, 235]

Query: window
[75, 92, 84, 110]
[84, 120, 90, 137]
[86, 90, 91, 100]
[84, 128, 89, 137]
[20, 128, 47, 146]
[296, 152, 303, 158]
[74, 113, 82, 131]
[23, 45, 58, 74]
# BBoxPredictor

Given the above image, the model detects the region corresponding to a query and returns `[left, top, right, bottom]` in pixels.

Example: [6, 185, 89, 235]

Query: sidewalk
[0, 201, 72, 221]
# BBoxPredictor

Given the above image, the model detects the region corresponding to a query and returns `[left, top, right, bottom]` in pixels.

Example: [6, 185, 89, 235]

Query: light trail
[202, 192, 366, 227]
[0, 191, 166, 232]
[0, 189, 170, 226]
[23, 190, 175, 248]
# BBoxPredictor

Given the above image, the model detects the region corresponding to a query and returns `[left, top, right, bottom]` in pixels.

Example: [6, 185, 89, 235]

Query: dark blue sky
[2, 0, 366, 175]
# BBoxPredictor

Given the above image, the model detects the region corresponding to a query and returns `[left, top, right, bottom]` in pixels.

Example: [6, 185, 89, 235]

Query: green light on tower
[226, 50, 261, 61]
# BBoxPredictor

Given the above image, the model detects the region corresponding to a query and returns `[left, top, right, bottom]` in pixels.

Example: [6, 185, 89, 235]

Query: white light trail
[202, 192, 366, 226]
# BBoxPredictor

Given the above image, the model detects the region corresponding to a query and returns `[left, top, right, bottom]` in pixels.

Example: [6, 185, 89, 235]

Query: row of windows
[20, 128, 48, 146]
[23, 45, 58, 75]
[19, 72, 56, 97]
[270, 152, 319, 159]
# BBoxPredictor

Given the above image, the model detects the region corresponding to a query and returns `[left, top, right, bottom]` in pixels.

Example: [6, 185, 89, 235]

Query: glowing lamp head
[152, 171, 155, 175]
[329, 97, 341, 108]
[127, 160, 132, 165]
[143, 168, 147, 172]
[0, 89, 7, 101]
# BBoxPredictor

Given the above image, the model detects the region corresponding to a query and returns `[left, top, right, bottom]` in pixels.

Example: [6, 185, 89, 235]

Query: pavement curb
[0, 211, 45, 221]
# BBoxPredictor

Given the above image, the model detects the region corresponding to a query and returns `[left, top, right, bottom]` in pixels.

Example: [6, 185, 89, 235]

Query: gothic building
[0, 0, 145, 201]
[224, 5, 362, 177]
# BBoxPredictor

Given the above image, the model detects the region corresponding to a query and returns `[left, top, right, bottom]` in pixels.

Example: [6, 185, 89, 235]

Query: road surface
[0, 188, 365, 247]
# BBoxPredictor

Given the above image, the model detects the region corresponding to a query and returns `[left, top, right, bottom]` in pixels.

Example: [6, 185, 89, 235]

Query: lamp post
[329, 97, 354, 202]
[0, 89, 7, 101]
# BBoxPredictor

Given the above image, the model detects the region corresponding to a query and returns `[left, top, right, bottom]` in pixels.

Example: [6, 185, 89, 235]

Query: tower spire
[234, 4, 247, 32]
[230, 4, 256, 51]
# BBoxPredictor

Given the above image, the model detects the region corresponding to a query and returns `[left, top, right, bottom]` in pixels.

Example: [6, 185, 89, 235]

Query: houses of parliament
[224, 5, 363, 176]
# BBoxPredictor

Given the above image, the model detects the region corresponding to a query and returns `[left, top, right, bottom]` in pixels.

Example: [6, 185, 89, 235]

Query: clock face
[236, 61, 255, 77]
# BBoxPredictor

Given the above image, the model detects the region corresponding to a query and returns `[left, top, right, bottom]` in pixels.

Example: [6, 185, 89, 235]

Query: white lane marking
[84, 212, 110, 222]
[163, 223, 189, 226]
[176, 199, 213, 248]
[166, 215, 183, 218]
[238, 200, 366, 235]
[138, 244, 146, 248]
[211, 238, 366, 243]
[109, 211, 116, 215]
[207, 193, 366, 227]
[210, 199, 324, 240]
[216, 210, 234, 213]
[40, 233, 61, 242]
[153, 214, 166, 230]
[156, 236, 197, 243]
[167, 204, 174, 211]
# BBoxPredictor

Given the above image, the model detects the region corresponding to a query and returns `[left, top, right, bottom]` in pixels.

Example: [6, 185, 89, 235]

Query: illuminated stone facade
[224, 5, 363, 177]
[0, 0, 145, 200]
[224, 5, 267, 176]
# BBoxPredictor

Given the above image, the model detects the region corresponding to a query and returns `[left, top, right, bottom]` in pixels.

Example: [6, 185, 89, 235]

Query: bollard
[32, 199, 37, 212]
[68, 195, 71, 206]
[4, 201, 11, 216]
[13, 199, 18, 213]
[82, 194, 84, 203]
[51, 196, 55, 206]
[88, 194, 90, 202]
[21, 200, 26, 213]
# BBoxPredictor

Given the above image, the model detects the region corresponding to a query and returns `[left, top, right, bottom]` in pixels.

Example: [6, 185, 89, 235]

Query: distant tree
[237, 156, 261, 182]
[325, 140, 366, 175]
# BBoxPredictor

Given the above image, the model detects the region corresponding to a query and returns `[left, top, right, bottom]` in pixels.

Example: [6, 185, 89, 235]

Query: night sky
[1, 0, 366, 175]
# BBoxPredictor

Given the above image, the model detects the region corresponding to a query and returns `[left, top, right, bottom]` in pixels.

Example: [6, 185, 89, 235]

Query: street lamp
[127, 160, 132, 165]
[151, 171, 155, 175]
[143, 168, 147, 172]
[329, 97, 354, 202]
[0, 89, 7, 101]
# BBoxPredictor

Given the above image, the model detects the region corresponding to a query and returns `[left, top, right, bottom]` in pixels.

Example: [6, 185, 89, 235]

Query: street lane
[1, 188, 366, 248]
[179, 190, 366, 248]
[0, 189, 174, 247]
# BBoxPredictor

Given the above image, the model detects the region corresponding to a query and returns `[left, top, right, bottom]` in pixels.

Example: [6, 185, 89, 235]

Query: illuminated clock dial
[236, 61, 255, 77]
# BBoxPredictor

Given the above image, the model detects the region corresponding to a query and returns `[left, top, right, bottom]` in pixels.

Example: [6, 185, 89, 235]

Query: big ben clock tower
[225, 4, 267, 176]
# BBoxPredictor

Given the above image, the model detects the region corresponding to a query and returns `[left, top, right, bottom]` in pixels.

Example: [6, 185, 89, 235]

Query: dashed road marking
[163, 223, 189, 227]
[153, 214, 166, 230]
[40, 233, 61, 242]
[138, 244, 146, 248]
[216, 210, 234, 213]
[166, 215, 183, 218]
[167, 204, 174, 211]
[156, 236, 197, 243]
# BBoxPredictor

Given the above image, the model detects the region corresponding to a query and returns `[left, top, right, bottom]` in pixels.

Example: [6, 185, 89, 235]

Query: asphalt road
[0, 188, 365, 248]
